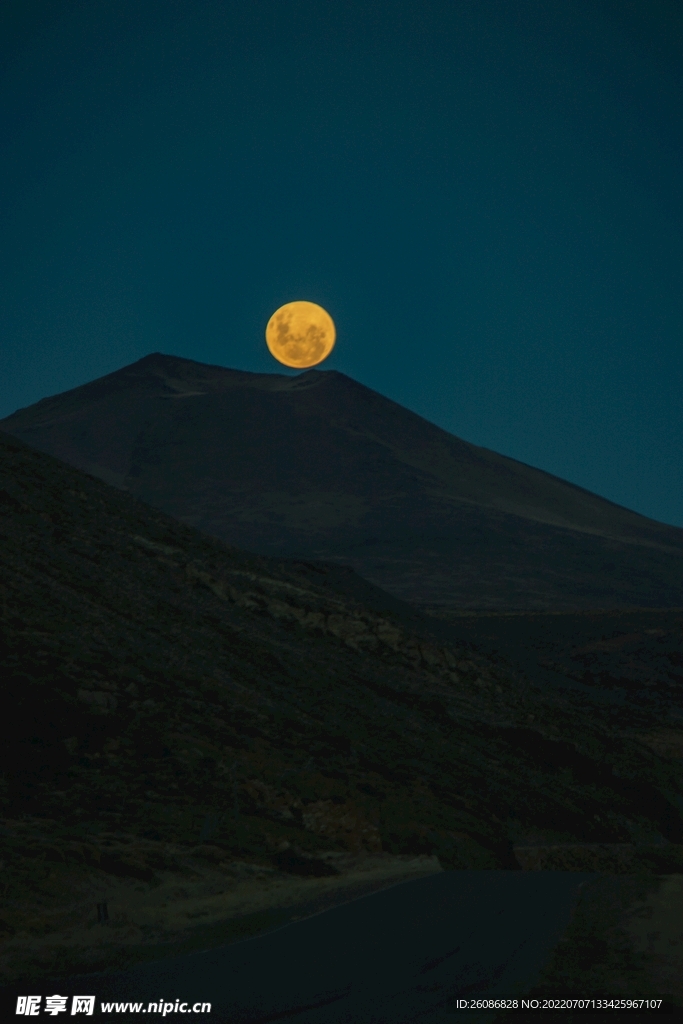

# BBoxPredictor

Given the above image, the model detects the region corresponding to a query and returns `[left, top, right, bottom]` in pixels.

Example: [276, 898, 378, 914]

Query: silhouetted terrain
[3, 353, 683, 610]
[1, 430, 683, 983]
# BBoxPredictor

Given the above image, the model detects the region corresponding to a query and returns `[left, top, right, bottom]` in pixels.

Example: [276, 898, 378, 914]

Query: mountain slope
[2, 428, 682, 853]
[2, 437, 483, 849]
[1, 430, 683, 982]
[3, 352, 683, 610]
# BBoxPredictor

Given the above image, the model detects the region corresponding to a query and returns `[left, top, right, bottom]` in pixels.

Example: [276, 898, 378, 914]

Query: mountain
[1, 430, 683, 984]
[3, 353, 683, 611]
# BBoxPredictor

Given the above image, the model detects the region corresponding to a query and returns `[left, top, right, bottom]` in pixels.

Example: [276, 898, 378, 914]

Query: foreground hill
[3, 353, 683, 610]
[1, 430, 682, 982]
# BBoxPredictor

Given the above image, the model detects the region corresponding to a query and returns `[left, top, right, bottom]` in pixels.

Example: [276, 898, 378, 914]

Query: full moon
[265, 301, 336, 368]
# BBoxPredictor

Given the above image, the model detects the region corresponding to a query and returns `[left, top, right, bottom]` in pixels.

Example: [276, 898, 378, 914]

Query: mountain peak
[2, 353, 683, 610]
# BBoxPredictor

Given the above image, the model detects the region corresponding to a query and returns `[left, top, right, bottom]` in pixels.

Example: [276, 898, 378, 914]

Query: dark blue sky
[2, 1, 682, 526]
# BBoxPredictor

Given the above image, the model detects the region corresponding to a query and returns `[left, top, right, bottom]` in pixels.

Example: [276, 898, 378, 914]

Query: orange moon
[265, 301, 336, 368]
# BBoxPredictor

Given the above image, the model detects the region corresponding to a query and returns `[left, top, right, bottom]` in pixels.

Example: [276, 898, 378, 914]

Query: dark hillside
[1, 430, 683, 980]
[2, 427, 683, 856]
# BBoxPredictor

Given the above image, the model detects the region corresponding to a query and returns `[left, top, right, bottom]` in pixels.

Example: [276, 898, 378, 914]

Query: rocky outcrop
[301, 800, 382, 853]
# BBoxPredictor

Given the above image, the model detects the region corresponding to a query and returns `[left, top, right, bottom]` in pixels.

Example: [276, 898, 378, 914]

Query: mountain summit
[3, 352, 683, 610]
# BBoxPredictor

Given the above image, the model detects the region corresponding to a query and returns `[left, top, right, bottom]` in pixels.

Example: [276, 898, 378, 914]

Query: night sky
[2, 1, 682, 527]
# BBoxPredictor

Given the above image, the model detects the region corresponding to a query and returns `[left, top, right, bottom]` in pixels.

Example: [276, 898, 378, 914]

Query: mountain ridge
[3, 352, 683, 610]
